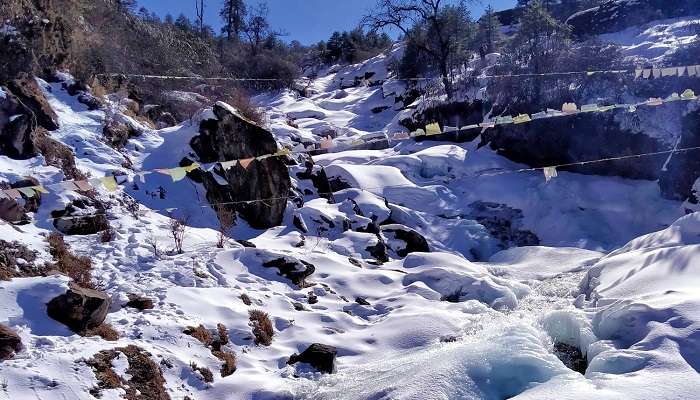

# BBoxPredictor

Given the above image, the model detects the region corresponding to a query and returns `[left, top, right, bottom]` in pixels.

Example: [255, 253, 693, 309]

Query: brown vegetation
[86, 345, 170, 400]
[249, 309, 274, 346]
[0, 240, 39, 280]
[47, 232, 93, 288]
[84, 323, 120, 341]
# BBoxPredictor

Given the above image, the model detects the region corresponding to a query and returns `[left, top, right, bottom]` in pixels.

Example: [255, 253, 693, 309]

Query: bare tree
[242, 2, 284, 56]
[216, 208, 237, 248]
[363, 0, 475, 99]
[169, 213, 190, 254]
[195, 0, 205, 36]
[145, 233, 161, 258]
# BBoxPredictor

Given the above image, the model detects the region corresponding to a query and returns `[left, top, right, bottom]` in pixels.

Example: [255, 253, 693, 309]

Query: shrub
[0, 240, 39, 280]
[249, 309, 274, 346]
[183, 325, 213, 347]
[212, 350, 237, 377]
[240, 293, 252, 306]
[47, 232, 93, 288]
[84, 323, 119, 341]
[189, 361, 214, 383]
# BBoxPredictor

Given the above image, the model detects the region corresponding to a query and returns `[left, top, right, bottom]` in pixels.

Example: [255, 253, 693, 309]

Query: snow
[1, 31, 699, 399]
[599, 16, 700, 62]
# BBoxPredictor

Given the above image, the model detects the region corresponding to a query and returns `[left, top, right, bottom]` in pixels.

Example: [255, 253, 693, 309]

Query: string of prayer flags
[443, 126, 459, 133]
[543, 167, 558, 183]
[635, 69, 643, 79]
[666, 92, 681, 102]
[678, 66, 686, 76]
[425, 122, 442, 136]
[646, 97, 663, 106]
[239, 158, 254, 170]
[689, 66, 697, 77]
[99, 176, 119, 191]
[167, 167, 189, 182]
[479, 121, 495, 129]
[274, 148, 291, 157]
[4, 189, 21, 199]
[220, 160, 238, 171]
[532, 111, 547, 120]
[643, 69, 652, 79]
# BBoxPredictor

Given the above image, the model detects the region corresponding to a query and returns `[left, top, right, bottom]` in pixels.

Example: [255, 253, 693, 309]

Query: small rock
[355, 297, 370, 306]
[287, 343, 337, 374]
[125, 294, 154, 310]
[307, 293, 318, 304]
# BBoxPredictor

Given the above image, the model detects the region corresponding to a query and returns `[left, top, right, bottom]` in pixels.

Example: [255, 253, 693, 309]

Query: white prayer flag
[635, 69, 642, 79]
[543, 167, 558, 183]
[642, 69, 652, 79]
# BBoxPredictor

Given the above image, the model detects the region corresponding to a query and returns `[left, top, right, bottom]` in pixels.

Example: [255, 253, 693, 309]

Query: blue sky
[137, 0, 517, 44]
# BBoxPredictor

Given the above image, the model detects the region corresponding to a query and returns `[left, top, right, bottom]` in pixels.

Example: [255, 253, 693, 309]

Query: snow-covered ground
[1, 23, 700, 399]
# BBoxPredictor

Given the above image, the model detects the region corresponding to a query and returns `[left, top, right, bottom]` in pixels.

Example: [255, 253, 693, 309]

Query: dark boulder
[125, 294, 155, 311]
[189, 102, 292, 229]
[52, 198, 110, 236]
[567, 0, 700, 37]
[46, 283, 111, 332]
[554, 342, 588, 374]
[366, 239, 389, 264]
[287, 343, 337, 374]
[0, 324, 22, 360]
[263, 257, 315, 287]
[380, 224, 430, 257]
[0, 85, 40, 159]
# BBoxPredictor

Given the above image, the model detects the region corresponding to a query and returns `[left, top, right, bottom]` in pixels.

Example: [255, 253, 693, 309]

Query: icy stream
[293, 269, 592, 400]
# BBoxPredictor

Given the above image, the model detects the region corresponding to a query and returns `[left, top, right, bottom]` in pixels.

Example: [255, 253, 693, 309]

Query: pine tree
[476, 5, 503, 54]
[220, 0, 247, 41]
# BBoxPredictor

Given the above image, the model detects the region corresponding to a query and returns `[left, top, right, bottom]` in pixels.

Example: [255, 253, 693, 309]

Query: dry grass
[222, 89, 265, 126]
[189, 361, 214, 383]
[0, 240, 39, 280]
[240, 293, 252, 306]
[212, 350, 237, 377]
[249, 310, 274, 346]
[183, 325, 213, 347]
[47, 232, 93, 288]
[86, 345, 169, 400]
[84, 323, 119, 341]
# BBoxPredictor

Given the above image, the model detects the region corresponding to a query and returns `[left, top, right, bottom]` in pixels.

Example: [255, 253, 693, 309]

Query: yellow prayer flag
[425, 122, 441, 136]
[100, 176, 118, 191]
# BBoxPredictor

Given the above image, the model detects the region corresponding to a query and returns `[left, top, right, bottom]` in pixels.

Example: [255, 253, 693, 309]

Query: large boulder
[0, 324, 22, 360]
[6, 73, 59, 131]
[287, 343, 337, 374]
[0, 85, 40, 159]
[189, 102, 292, 229]
[567, 0, 700, 37]
[263, 257, 316, 287]
[46, 283, 111, 332]
[380, 224, 430, 257]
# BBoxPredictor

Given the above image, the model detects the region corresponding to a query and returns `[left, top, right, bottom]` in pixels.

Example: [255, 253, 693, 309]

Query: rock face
[481, 104, 686, 180]
[380, 224, 430, 257]
[46, 283, 111, 332]
[0, 84, 41, 159]
[190, 102, 292, 229]
[6, 74, 59, 131]
[287, 343, 337, 374]
[659, 109, 700, 202]
[0, 324, 22, 360]
[567, 0, 700, 37]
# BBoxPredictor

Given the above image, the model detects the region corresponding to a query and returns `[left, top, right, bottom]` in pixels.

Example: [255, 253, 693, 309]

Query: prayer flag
[239, 158, 254, 170]
[543, 167, 558, 183]
[425, 122, 442, 135]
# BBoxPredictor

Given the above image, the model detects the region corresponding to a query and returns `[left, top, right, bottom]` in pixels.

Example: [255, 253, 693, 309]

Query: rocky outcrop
[287, 343, 337, 374]
[51, 198, 110, 236]
[46, 283, 112, 332]
[567, 0, 700, 37]
[481, 103, 685, 180]
[380, 224, 430, 257]
[0, 84, 41, 158]
[467, 201, 540, 251]
[6, 74, 59, 130]
[189, 102, 292, 229]
[659, 108, 700, 202]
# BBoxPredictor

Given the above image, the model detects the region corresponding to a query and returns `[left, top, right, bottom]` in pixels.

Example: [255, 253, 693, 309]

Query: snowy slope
[0, 36, 698, 400]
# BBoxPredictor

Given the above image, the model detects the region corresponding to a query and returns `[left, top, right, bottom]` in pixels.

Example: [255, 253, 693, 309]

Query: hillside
[2, 1, 700, 399]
